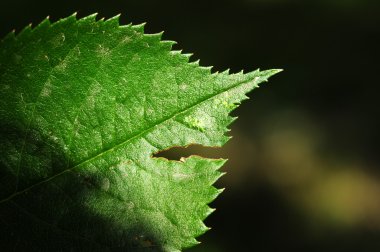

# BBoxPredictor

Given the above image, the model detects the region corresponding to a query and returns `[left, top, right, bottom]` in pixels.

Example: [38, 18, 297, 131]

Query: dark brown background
[1, 0, 380, 251]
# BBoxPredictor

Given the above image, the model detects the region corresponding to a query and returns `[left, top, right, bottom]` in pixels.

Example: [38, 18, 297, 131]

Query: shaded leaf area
[0, 14, 279, 250]
[0, 124, 164, 251]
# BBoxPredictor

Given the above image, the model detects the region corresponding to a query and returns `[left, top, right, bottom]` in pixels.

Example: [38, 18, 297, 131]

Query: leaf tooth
[215, 135, 231, 147]
[159, 40, 176, 51]
[161, 39, 176, 44]
[105, 14, 121, 25]
[245, 68, 282, 85]
[131, 22, 146, 33]
[204, 206, 216, 218]
[202, 225, 211, 232]
[199, 65, 213, 74]
[65, 12, 78, 21]
[78, 13, 98, 24]
[217, 187, 225, 195]
[221, 68, 230, 75]
[168, 50, 193, 63]
[189, 59, 200, 66]
[1, 29, 16, 43]
[71, 12, 78, 18]
[227, 116, 238, 126]
[207, 187, 223, 202]
[197, 207, 214, 227]
[170, 49, 182, 55]
[182, 52, 193, 59]
[100, 16, 121, 30]
[144, 31, 163, 38]
[169, 52, 191, 63]
[219, 171, 227, 180]
[121, 21, 132, 27]
[118, 23, 133, 33]
[187, 238, 200, 248]
[214, 171, 226, 186]
[51, 12, 78, 28]
[227, 70, 244, 80]
[224, 127, 232, 134]
[143, 31, 163, 44]
[33, 17, 51, 32]
[195, 221, 211, 236]
[222, 125, 234, 136]
[17, 23, 32, 38]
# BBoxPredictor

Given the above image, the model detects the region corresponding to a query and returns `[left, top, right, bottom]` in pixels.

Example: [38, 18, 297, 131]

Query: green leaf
[0, 13, 280, 251]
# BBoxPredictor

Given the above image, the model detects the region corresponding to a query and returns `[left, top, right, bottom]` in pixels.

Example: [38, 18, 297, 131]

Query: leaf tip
[264, 68, 283, 76]
[258, 68, 283, 84]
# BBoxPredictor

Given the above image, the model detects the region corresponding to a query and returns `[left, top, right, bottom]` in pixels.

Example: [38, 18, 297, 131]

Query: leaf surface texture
[0, 14, 280, 251]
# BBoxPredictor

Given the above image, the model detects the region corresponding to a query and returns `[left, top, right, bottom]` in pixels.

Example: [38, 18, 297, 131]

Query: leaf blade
[0, 14, 280, 250]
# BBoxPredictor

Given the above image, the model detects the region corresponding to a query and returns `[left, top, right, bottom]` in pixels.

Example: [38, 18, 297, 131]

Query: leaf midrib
[0, 74, 258, 204]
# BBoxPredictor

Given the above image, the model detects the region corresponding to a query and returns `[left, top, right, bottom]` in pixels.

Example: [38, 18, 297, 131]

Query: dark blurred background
[1, 0, 379, 251]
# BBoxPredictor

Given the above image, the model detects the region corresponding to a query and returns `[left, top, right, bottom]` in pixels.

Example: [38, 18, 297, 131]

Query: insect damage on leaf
[0, 13, 281, 251]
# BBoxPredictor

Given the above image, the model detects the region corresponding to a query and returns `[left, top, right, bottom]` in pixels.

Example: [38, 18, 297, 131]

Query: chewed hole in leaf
[153, 144, 223, 161]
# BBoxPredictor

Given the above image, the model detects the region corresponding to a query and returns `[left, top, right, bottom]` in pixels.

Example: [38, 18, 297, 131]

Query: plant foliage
[0, 14, 280, 251]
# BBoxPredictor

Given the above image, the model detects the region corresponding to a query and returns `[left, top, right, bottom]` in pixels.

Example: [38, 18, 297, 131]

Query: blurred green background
[1, 0, 379, 251]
